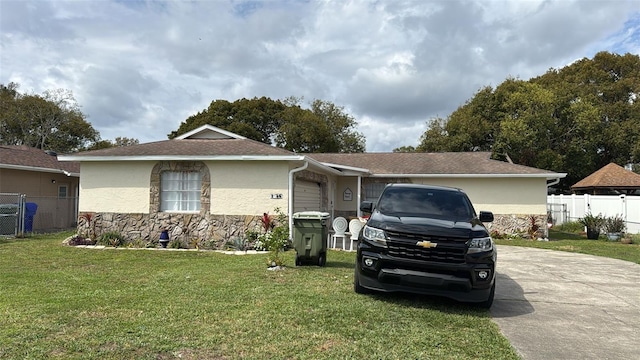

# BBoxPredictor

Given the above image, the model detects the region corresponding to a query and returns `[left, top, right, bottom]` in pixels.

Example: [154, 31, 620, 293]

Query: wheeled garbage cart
[292, 211, 330, 266]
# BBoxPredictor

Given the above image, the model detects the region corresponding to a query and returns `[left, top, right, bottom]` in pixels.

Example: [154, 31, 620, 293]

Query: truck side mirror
[360, 201, 373, 213]
[479, 211, 494, 223]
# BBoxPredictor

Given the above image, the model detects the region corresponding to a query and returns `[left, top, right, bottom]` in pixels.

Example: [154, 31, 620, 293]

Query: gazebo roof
[571, 163, 640, 193]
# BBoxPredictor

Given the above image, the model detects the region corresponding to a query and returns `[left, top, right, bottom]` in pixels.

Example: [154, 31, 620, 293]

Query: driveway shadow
[490, 272, 535, 318]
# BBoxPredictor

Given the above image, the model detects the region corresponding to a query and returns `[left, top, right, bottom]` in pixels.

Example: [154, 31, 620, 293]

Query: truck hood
[366, 211, 489, 239]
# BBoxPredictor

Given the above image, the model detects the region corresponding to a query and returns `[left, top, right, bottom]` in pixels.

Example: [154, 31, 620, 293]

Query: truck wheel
[478, 283, 495, 309]
[354, 269, 369, 294]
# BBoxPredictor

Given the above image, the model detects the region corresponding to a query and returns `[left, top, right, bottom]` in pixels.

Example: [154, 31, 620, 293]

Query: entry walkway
[491, 245, 640, 360]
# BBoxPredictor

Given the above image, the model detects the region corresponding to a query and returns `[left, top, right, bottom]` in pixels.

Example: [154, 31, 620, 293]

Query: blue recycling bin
[24, 202, 38, 232]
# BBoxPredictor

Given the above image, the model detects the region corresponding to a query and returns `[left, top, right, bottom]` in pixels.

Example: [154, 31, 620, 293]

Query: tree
[85, 137, 139, 150]
[393, 145, 416, 153]
[412, 52, 640, 190]
[0, 83, 98, 152]
[170, 97, 366, 153]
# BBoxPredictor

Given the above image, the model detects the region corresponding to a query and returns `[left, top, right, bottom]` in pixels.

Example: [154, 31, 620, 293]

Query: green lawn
[0, 232, 518, 360]
[494, 229, 640, 264]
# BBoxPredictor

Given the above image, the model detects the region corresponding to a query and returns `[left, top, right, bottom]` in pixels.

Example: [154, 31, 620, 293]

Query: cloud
[1, 0, 639, 151]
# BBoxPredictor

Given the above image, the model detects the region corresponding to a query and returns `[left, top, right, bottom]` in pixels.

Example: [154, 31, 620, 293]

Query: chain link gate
[0, 193, 26, 237]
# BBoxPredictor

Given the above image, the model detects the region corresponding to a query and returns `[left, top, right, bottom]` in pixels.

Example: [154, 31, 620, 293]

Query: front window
[161, 171, 202, 212]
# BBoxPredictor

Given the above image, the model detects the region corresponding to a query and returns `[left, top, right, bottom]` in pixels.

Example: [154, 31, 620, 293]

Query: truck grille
[385, 230, 467, 264]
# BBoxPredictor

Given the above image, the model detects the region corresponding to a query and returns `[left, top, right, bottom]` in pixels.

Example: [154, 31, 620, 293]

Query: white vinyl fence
[548, 194, 640, 234]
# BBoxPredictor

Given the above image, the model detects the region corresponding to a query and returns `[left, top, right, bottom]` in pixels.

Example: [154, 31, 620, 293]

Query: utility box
[292, 211, 330, 266]
[0, 204, 18, 236]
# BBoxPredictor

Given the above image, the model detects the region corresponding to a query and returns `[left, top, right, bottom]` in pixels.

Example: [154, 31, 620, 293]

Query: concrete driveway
[491, 245, 640, 360]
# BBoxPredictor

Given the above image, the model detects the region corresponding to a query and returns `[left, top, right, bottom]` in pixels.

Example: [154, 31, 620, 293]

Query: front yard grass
[494, 229, 640, 264]
[0, 232, 518, 360]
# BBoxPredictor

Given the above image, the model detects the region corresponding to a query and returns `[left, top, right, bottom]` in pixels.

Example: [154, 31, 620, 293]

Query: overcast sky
[1, 0, 639, 152]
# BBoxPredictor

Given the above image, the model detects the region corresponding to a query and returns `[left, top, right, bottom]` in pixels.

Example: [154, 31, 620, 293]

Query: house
[58, 125, 566, 245]
[0, 145, 80, 232]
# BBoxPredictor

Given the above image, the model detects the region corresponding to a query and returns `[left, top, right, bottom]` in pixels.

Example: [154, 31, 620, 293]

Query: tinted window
[377, 187, 473, 220]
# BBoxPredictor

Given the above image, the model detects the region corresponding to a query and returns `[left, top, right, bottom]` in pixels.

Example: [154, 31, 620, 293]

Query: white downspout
[357, 175, 362, 217]
[288, 160, 309, 238]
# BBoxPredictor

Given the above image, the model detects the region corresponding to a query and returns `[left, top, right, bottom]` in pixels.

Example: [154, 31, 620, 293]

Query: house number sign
[343, 188, 353, 201]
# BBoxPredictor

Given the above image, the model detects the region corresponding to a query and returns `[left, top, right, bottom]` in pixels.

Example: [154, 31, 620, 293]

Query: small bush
[555, 221, 584, 233]
[97, 231, 126, 247]
[67, 234, 95, 246]
[603, 215, 625, 234]
[168, 239, 183, 249]
[226, 237, 249, 251]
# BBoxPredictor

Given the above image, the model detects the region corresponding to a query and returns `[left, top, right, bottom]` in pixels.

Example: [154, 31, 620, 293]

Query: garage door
[294, 180, 321, 212]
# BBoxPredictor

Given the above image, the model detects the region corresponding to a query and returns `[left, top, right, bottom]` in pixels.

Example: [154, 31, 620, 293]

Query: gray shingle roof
[0, 145, 80, 174]
[307, 152, 558, 176]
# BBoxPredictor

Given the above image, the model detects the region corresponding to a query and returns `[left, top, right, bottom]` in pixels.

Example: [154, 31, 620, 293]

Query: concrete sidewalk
[491, 245, 640, 360]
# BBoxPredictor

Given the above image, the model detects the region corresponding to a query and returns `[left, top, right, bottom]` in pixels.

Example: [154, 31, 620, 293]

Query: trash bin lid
[293, 211, 330, 219]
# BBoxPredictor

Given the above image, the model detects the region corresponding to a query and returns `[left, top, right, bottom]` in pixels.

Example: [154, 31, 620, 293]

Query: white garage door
[294, 180, 321, 212]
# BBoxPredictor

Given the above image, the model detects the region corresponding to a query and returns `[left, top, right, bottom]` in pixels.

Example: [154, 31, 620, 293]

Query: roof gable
[176, 125, 247, 140]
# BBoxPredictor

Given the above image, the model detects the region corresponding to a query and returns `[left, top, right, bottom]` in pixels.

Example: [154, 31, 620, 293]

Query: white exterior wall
[413, 177, 548, 215]
[210, 161, 289, 215]
[79, 162, 155, 213]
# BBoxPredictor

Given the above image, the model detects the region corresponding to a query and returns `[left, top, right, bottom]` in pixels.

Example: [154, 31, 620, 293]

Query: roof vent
[44, 150, 57, 156]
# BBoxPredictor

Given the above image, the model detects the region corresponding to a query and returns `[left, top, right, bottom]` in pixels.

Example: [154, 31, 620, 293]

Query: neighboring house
[58, 125, 566, 245]
[0, 145, 80, 232]
[571, 163, 640, 195]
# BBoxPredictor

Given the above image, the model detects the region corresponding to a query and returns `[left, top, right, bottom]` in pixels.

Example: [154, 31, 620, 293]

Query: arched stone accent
[149, 161, 211, 215]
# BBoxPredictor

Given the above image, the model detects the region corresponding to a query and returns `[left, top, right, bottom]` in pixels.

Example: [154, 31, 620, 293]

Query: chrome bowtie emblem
[416, 241, 437, 249]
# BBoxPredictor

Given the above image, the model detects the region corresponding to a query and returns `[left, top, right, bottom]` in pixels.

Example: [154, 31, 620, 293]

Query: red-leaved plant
[261, 212, 275, 233]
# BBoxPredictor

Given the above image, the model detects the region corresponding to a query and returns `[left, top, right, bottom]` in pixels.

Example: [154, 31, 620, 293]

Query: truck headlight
[468, 236, 493, 254]
[362, 225, 387, 247]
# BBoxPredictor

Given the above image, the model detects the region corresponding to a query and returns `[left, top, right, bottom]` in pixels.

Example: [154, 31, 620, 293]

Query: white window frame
[160, 171, 202, 212]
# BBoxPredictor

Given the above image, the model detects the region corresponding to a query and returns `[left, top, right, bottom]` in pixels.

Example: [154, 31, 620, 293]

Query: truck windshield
[377, 188, 474, 220]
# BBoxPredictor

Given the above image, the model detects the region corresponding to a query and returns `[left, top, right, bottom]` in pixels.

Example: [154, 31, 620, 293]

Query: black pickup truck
[354, 184, 496, 308]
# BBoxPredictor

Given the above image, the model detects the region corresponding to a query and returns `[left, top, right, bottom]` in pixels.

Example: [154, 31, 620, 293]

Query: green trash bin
[0, 204, 19, 236]
[292, 211, 330, 266]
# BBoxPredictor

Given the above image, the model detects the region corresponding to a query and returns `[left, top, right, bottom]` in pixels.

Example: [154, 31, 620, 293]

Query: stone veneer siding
[79, 212, 270, 248]
[488, 214, 548, 238]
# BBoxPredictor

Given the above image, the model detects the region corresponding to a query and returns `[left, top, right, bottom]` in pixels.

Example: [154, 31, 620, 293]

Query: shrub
[168, 239, 185, 249]
[97, 231, 126, 247]
[555, 221, 584, 233]
[226, 236, 250, 251]
[67, 234, 95, 246]
[603, 215, 626, 234]
[579, 213, 605, 231]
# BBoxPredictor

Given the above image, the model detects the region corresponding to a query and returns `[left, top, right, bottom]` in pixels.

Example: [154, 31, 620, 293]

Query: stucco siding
[413, 177, 548, 215]
[0, 168, 76, 197]
[210, 161, 289, 215]
[79, 162, 155, 213]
